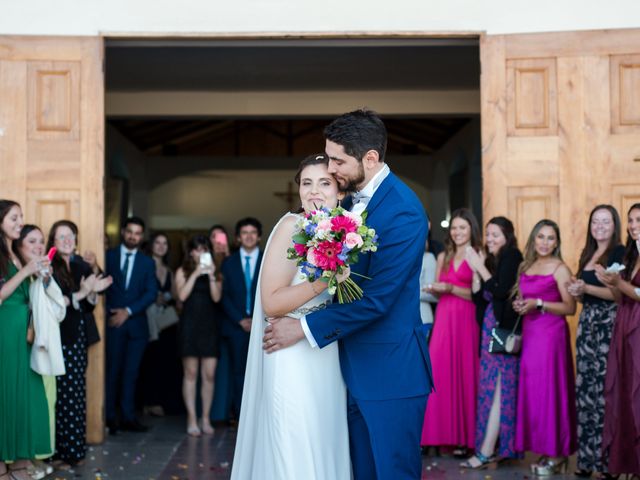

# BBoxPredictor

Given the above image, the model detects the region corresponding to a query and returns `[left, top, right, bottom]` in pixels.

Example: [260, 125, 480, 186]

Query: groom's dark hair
[323, 108, 387, 163]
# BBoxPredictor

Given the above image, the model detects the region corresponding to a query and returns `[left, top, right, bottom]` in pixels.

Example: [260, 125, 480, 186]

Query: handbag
[488, 316, 522, 355]
[146, 303, 179, 341]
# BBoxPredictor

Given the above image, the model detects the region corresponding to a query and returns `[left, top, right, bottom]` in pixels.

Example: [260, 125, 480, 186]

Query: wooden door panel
[0, 60, 27, 206]
[482, 29, 640, 352]
[612, 185, 640, 222]
[507, 58, 558, 136]
[26, 189, 81, 239]
[28, 61, 81, 140]
[0, 36, 104, 443]
[610, 54, 640, 133]
[483, 29, 640, 269]
[508, 186, 559, 244]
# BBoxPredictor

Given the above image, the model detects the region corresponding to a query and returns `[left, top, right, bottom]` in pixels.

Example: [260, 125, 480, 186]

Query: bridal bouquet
[287, 206, 378, 303]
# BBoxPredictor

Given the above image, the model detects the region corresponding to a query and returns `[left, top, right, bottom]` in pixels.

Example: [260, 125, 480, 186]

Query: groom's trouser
[348, 391, 428, 480]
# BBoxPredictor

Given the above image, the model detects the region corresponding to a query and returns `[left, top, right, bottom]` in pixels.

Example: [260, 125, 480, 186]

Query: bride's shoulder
[268, 213, 300, 243]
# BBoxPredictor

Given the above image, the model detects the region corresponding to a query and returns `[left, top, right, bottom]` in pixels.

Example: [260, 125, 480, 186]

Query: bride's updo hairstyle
[294, 153, 329, 185]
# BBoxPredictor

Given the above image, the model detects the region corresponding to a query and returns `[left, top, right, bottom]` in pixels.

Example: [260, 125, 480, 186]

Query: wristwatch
[536, 298, 544, 312]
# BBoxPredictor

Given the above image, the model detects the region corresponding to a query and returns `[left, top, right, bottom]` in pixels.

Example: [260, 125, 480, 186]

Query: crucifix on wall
[274, 181, 298, 212]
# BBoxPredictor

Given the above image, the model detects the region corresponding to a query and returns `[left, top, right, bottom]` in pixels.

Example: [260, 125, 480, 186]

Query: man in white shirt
[221, 218, 263, 418]
[105, 217, 158, 434]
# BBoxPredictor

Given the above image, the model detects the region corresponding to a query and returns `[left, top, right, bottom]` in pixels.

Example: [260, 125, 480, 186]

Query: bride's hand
[335, 266, 351, 284]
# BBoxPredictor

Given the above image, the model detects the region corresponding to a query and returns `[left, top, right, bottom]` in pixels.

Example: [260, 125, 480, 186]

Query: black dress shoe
[120, 419, 150, 432]
[106, 420, 119, 435]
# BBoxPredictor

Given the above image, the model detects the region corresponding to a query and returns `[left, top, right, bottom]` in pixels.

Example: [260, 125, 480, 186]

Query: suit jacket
[472, 247, 523, 331]
[221, 249, 263, 336]
[306, 172, 433, 401]
[105, 246, 157, 337]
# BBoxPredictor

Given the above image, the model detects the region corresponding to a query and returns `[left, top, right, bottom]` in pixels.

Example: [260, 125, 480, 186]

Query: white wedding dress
[231, 213, 350, 480]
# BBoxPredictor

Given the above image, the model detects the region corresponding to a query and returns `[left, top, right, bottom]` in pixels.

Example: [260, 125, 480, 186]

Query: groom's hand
[263, 317, 304, 353]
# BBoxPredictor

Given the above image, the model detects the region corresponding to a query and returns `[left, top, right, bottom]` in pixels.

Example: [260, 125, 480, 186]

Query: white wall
[146, 169, 432, 238]
[1, 0, 638, 36]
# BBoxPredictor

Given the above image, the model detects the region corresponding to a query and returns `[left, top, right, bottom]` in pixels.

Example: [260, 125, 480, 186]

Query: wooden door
[481, 28, 640, 273]
[0, 36, 105, 443]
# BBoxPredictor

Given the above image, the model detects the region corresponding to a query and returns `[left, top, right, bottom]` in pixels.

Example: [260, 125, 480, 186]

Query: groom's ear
[362, 149, 379, 169]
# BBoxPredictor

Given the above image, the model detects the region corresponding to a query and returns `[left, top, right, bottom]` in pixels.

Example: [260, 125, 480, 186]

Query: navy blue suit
[221, 250, 262, 415]
[105, 247, 157, 423]
[306, 172, 434, 480]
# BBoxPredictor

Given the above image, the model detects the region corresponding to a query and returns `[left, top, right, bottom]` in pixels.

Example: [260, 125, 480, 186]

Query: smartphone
[47, 247, 57, 261]
[199, 252, 213, 268]
[214, 232, 227, 245]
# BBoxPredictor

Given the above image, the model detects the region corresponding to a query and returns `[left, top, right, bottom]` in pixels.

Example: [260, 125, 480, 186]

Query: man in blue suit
[263, 109, 433, 479]
[105, 216, 157, 434]
[221, 217, 263, 418]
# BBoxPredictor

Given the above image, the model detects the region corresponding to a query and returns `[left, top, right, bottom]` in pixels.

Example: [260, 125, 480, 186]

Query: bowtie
[351, 191, 370, 204]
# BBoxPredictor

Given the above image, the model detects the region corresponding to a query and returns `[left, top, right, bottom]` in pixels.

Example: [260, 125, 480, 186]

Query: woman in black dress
[47, 220, 112, 467]
[175, 235, 222, 436]
[138, 232, 183, 416]
[567, 205, 624, 477]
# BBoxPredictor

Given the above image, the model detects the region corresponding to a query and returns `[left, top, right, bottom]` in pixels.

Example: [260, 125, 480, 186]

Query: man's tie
[122, 252, 132, 289]
[244, 255, 252, 315]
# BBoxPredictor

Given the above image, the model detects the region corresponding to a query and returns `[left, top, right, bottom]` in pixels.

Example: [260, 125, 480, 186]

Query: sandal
[187, 425, 201, 437]
[31, 460, 53, 476]
[460, 452, 496, 469]
[5, 468, 38, 480]
[452, 446, 468, 458]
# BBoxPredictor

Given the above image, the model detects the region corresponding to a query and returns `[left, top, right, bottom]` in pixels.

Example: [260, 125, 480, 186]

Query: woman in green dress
[0, 200, 52, 480]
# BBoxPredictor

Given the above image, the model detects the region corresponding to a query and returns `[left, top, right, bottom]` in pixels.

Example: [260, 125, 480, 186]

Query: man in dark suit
[105, 217, 157, 434]
[221, 217, 263, 417]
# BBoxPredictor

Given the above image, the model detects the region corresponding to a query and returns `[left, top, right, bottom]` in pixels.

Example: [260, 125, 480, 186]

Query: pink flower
[293, 243, 308, 256]
[317, 219, 332, 232]
[314, 241, 344, 271]
[331, 215, 357, 235]
[307, 247, 318, 266]
[344, 232, 364, 249]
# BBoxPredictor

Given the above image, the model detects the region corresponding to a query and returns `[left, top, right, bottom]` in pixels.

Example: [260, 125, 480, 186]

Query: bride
[231, 154, 351, 479]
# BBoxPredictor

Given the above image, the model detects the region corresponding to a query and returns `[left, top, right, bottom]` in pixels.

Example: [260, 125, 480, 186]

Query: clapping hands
[79, 273, 113, 296]
[465, 246, 486, 272]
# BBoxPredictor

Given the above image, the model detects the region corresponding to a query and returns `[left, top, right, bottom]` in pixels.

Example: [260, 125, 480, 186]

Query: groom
[263, 109, 433, 479]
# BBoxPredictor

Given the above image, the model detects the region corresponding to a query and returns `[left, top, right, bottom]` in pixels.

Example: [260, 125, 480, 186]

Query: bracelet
[311, 281, 324, 294]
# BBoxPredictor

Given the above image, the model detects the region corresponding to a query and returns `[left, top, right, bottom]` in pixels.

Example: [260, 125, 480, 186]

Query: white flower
[343, 210, 363, 226]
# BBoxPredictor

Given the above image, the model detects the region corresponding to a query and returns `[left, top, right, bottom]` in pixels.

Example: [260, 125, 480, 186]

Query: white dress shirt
[300, 164, 391, 348]
[120, 244, 138, 290]
[240, 247, 260, 280]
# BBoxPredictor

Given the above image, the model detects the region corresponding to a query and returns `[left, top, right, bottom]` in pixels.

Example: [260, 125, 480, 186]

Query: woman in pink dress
[421, 208, 481, 456]
[598, 203, 640, 475]
[513, 219, 577, 475]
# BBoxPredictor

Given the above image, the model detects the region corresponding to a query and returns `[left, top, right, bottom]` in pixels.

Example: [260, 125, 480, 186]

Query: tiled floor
[48, 416, 582, 479]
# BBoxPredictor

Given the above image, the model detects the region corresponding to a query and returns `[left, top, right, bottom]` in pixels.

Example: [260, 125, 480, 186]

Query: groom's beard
[336, 161, 366, 194]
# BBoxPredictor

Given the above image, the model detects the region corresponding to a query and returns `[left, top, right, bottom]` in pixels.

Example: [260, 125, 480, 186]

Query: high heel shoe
[532, 457, 568, 476]
[459, 452, 496, 470]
